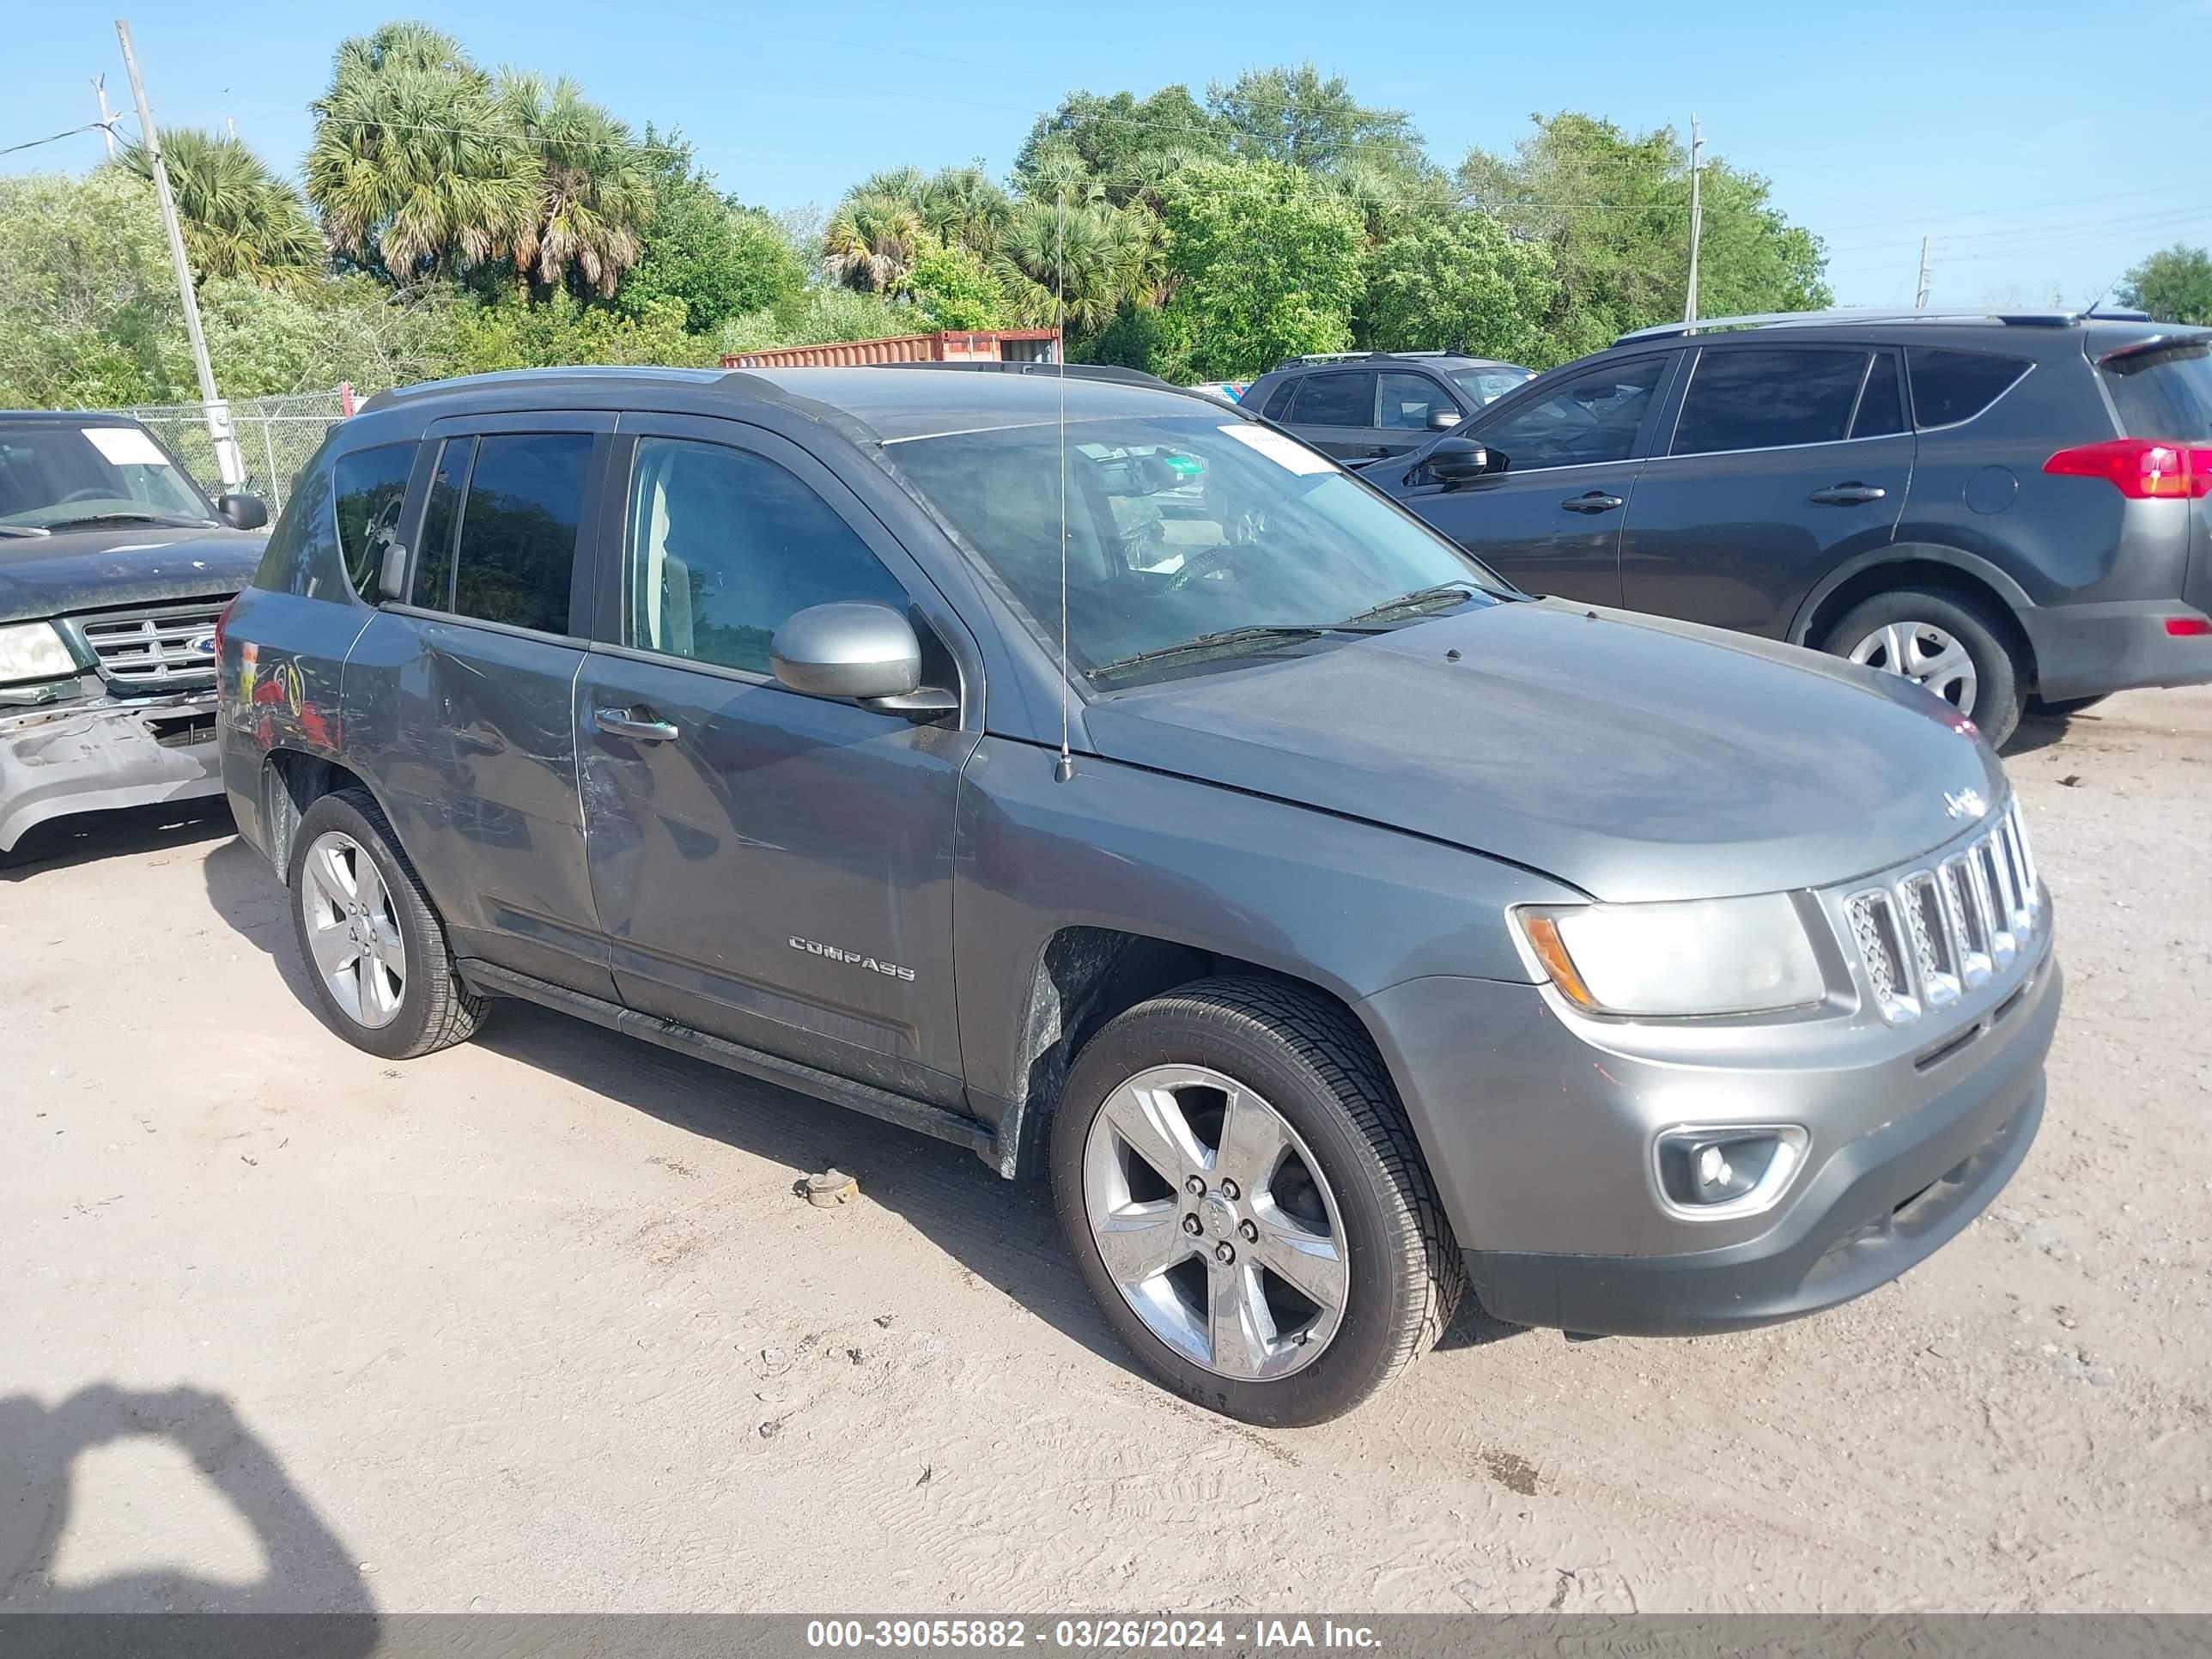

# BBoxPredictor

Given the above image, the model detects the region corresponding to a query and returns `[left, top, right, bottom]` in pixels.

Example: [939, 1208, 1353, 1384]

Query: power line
[0, 119, 115, 157]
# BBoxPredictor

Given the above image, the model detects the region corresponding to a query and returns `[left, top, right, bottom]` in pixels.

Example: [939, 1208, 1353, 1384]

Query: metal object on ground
[804, 1169, 860, 1207]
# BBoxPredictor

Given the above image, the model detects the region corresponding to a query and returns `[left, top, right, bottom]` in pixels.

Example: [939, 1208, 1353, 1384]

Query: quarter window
[331, 443, 416, 600]
[1907, 348, 2032, 428]
[1476, 356, 1668, 470]
[1261, 380, 1299, 421]
[1852, 353, 1907, 439]
[623, 437, 908, 676]
[1290, 372, 1374, 427]
[410, 439, 468, 609]
[1377, 371, 1456, 431]
[1672, 349, 1869, 455]
[448, 433, 592, 634]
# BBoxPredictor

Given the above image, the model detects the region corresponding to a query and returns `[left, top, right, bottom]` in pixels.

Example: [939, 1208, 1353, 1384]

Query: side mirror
[771, 602, 948, 713]
[219, 492, 269, 531]
[1425, 437, 1492, 485]
[377, 540, 409, 603]
[1425, 407, 1462, 431]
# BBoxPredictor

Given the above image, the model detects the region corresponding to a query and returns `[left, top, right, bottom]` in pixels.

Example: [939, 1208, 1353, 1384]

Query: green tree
[497, 73, 654, 299]
[306, 23, 541, 282]
[917, 167, 1013, 257]
[619, 131, 806, 331]
[906, 238, 1007, 330]
[822, 191, 926, 294]
[118, 128, 321, 291]
[198, 275, 457, 397]
[1013, 87, 1224, 203]
[1207, 65, 1427, 178]
[444, 288, 710, 374]
[0, 170, 186, 406]
[1158, 160, 1365, 380]
[1357, 215, 1556, 363]
[2118, 244, 2212, 325]
[1081, 299, 1192, 383]
[1460, 112, 1829, 362]
[994, 198, 1146, 334]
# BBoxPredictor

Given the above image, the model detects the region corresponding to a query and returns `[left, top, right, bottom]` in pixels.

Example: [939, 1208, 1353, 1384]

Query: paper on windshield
[1217, 423, 1335, 476]
[82, 426, 169, 466]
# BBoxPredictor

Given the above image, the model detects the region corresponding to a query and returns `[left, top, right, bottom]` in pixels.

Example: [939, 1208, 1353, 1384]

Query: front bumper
[0, 684, 223, 853]
[2020, 599, 2212, 702]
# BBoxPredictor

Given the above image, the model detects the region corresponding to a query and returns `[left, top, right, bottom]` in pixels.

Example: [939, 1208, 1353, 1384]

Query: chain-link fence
[110, 390, 351, 513]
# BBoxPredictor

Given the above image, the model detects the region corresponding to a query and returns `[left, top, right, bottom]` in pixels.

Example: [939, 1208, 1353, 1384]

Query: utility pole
[1683, 114, 1703, 325]
[115, 19, 241, 488]
[92, 76, 118, 159]
[1914, 236, 1933, 310]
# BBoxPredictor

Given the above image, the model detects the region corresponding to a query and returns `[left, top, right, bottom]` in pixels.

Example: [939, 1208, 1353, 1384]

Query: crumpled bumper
[0, 686, 224, 853]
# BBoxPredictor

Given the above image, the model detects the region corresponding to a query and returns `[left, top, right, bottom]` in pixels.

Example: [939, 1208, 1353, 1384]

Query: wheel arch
[259, 749, 383, 886]
[1790, 547, 2040, 690]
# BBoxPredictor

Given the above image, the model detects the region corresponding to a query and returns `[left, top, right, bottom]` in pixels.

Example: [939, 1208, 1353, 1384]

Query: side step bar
[458, 959, 999, 1163]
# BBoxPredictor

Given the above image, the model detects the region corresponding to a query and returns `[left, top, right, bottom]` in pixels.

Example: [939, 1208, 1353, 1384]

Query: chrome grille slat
[76, 603, 224, 685]
[1846, 800, 2039, 1026]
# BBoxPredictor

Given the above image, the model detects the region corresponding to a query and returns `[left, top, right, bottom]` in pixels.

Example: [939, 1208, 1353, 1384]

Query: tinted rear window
[1852, 353, 1907, 439]
[1907, 348, 2032, 428]
[450, 433, 591, 634]
[1291, 372, 1374, 427]
[1260, 379, 1298, 421]
[332, 443, 415, 600]
[2100, 342, 2212, 440]
[1672, 348, 1869, 455]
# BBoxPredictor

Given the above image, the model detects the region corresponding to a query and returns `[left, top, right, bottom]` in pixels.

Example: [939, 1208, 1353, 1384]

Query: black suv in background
[1366, 310, 2212, 745]
[1243, 351, 1534, 465]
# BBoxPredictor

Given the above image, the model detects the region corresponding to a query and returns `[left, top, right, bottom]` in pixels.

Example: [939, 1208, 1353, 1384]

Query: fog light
[1656, 1126, 1808, 1215]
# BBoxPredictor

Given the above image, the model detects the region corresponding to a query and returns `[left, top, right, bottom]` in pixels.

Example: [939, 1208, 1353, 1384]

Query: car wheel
[1824, 587, 2024, 748]
[2030, 693, 2109, 719]
[1049, 976, 1462, 1426]
[287, 787, 486, 1061]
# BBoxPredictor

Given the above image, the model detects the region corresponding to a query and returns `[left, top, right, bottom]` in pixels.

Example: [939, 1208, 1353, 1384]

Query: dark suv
[1243, 351, 1534, 465]
[1367, 310, 2212, 745]
[217, 364, 2055, 1425]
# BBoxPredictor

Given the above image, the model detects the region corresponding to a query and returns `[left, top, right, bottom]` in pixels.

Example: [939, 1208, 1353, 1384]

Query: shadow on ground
[1, 799, 234, 883]
[0, 1384, 371, 1619]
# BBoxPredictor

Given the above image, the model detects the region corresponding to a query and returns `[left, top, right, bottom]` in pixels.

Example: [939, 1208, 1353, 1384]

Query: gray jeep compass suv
[217, 364, 2058, 1425]
[1368, 309, 2212, 747]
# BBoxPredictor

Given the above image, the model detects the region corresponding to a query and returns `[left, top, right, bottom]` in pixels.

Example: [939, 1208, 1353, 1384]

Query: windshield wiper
[1334, 583, 1479, 628]
[40, 512, 213, 531]
[1088, 624, 1335, 682]
[0, 523, 53, 538]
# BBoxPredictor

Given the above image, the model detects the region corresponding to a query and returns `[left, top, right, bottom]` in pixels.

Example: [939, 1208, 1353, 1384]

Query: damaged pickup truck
[0, 412, 270, 859]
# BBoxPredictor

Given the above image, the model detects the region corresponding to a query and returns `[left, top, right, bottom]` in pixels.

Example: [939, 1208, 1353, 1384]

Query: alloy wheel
[300, 830, 407, 1029]
[1848, 620, 1979, 714]
[1081, 1065, 1348, 1381]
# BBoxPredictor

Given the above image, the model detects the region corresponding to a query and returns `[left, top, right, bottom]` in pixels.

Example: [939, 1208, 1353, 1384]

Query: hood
[0, 525, 264, 623]
[1080, 599, 2008, 903]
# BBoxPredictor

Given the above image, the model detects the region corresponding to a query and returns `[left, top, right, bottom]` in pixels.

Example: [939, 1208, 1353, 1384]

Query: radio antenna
[1052, 186, 1075, 785]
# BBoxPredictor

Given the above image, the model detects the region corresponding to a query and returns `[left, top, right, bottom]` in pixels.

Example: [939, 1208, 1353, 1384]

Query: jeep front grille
[1844, 799, 2040, 1026]
[76, 601, 226, 687]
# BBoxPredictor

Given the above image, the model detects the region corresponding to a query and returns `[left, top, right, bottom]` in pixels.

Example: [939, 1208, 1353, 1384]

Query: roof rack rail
[1273, 348, 1482, 370]
[1614, 307, 2092, 346]
[866, 360, 1170, 387]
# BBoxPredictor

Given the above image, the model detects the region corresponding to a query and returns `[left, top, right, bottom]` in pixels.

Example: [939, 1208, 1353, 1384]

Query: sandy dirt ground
[2, 686, 2208, 1615]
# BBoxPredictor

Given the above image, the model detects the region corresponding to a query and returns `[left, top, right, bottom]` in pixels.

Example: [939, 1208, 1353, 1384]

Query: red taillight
[2044, 438, 2212, 499]
[212, 595, 240, 659]
[2167, 617, 2212, 638]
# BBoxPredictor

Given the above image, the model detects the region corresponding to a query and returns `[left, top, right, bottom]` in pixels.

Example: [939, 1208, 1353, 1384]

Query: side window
[450, 433, 592, 634]
[1852, 353, 1907, 439]
[1907, 348, 2033, 428]
[410, 439, 468, 609]
[331, 443, 416, 600]
[1477, 356, 1668, 470]
[1378, 371, 1455, 430]
[1261, 379, 1299, 421]
[624, 437, 908, 676]
[1290, 371, 1375, 427]
[250, 453, 338, 599]
[1671, 349, 1869, 456]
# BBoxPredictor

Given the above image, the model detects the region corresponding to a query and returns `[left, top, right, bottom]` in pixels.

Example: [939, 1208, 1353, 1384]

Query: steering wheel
[1164, 538, 1267, 592]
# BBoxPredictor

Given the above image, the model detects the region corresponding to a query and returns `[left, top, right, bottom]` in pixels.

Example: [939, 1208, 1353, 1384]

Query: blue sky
[6, 0, 2205, 310]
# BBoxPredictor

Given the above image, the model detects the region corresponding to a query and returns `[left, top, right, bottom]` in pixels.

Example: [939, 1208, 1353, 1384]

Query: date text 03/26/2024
[805, 1620, 1381, 1650]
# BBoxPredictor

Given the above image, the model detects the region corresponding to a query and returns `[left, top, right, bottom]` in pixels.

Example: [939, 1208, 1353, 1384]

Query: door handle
[1561, 491, 1625, 514]
[1808, 483, 1887, 505]
[594, 707, 678, 742]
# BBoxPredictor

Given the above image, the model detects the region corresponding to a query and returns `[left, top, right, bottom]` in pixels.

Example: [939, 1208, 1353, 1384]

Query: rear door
[1283, 370, 1382, 461]
[1382, 351, 1677, 606]
[573, 415, 979, 1106]
[1619, 343, 1915, 634]
[1372, 368, 1462, 462]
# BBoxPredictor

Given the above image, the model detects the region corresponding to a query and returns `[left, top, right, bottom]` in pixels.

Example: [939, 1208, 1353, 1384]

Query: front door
[1387, 352, 1678, 606]
[574, 416, 979, 1108]
[1619, 343, 1916, 635]
[1283, 369, 1382, 460]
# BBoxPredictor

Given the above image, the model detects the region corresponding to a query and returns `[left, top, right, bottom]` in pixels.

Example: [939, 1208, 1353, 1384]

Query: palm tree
[994, 200, 1125, 334]
[498, 74, 654, 298]
[821, 191, 926, 295]
[120, 127, 321, 289]
[305, 24, 540, 280]
[917, 167, 1012, 258]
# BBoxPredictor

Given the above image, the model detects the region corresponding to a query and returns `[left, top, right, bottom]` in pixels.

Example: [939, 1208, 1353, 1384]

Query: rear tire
[1823, 587, 2024, 748]
[1049, 976, 1462, 1427]
[287, 787, 486, 1060]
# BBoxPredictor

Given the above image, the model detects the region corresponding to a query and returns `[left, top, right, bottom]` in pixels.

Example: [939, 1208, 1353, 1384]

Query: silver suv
[216, 365, 2058, 1425]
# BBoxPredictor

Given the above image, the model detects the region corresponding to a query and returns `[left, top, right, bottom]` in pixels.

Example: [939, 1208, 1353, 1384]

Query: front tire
[1824, 586, 2025, 748]
[287, 788, 486, 1060]
[1049, 977, 1462, 1426]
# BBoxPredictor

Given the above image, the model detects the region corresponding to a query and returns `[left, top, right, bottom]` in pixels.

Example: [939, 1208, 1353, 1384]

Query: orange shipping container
[721, 329, 1060, 370]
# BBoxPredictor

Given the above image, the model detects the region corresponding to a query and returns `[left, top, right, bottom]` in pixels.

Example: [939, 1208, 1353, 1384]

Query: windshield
[0, 423, 216, 530]
[1449, 366, 1536, 409]
[885, 412, 1507, 683]
[2100, 342, 2212, 440]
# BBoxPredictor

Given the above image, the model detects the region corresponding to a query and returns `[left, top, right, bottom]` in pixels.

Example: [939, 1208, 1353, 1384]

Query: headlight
[0, 622, 77, 686]
[1516, 893, 1826, 1018]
